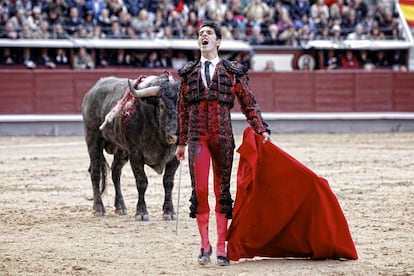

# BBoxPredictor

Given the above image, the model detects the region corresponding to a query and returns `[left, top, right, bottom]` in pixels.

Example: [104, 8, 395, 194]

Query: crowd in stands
[0, 0, 408, 70]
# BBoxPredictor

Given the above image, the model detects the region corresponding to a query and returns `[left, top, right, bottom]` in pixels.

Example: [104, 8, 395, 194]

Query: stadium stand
[0, 0, 412, 71]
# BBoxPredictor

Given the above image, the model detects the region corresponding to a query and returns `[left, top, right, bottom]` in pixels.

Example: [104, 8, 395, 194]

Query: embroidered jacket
[177, 59, 269, 146]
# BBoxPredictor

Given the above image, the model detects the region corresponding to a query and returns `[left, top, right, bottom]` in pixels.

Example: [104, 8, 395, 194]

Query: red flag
[400, 0, 414, 27]
[227, 127, 358, 261]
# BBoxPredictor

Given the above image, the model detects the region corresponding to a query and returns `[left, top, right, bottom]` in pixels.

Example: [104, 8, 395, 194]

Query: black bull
[82, 72, 180, 221]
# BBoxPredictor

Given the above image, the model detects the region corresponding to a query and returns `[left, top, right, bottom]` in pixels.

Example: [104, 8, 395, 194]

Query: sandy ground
[0, 132, 413, 276]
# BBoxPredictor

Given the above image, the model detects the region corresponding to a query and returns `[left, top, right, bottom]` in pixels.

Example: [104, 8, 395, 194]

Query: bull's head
[128, 71, 178, 145]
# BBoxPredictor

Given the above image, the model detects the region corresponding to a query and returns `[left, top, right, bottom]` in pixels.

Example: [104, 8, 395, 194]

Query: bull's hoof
[93, 210, 106, 217]
[163, 212, 176, 221]
[93, 205, 106, 216]
[115, 208, 128, 216]
[135, 213, 149, 221]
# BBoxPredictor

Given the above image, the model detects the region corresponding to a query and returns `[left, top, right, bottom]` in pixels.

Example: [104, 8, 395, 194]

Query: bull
[81, 71, 180, 221]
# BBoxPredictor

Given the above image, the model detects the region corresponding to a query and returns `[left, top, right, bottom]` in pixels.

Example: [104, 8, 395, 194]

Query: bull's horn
[128, 79, 160, 98]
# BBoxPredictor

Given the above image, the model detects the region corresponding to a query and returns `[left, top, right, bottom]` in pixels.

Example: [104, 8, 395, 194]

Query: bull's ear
[128, 79, 159, 98]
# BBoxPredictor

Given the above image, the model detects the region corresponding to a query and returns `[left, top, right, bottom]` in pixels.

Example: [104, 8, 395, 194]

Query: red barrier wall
[0, 69, 413, 114]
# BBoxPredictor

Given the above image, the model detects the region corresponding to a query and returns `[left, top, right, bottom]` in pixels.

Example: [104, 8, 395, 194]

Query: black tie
[204, 61, 211, 87]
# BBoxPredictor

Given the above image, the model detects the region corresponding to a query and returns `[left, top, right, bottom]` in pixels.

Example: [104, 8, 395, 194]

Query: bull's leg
[129, 154, 149, 221]
[111, 150, 129, 215]
[162, 157, 180, 220]
[86, 134, 106, 216]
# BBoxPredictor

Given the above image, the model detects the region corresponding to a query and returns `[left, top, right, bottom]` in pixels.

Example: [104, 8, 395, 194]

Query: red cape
[227, 127, 358, 261]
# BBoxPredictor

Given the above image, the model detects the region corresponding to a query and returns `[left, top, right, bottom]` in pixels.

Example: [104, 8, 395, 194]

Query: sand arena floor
[0, 133, 413, 275]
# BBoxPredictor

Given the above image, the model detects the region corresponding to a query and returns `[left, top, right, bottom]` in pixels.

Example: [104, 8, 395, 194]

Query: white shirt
[200, 56, 220, 87]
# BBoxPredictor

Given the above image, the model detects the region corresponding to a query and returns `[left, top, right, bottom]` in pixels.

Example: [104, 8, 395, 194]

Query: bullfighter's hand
[175, 145, 186, 160]
[262, 132, 271, 143]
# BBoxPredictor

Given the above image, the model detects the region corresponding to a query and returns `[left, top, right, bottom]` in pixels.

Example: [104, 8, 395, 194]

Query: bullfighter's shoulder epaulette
[222, 59, 247, 76]
[178, 61, 198, 77]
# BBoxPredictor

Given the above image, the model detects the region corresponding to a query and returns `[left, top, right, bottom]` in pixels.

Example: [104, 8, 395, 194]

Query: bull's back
[82, 77, 128, 128]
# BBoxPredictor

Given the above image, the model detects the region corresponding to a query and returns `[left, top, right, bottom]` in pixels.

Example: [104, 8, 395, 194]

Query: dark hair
[199, 21, 222, 40]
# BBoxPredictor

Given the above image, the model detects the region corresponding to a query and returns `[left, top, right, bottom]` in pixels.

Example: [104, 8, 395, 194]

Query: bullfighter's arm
[234, 74, 270, 136]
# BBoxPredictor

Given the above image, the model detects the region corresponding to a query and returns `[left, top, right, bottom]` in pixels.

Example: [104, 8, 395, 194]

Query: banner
[400, 0, 414, 27]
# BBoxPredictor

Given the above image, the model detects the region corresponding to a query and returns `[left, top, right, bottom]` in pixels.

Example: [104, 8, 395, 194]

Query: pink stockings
[196, 212, 228, 256]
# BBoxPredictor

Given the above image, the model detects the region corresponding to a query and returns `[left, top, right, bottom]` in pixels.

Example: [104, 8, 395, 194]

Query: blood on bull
[82, 71, 180, 221]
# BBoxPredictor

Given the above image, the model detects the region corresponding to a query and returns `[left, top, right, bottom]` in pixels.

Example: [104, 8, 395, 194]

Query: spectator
[2, 21, 19, 39]
[208, 0, 228, 20]
[361, 10, 375, 35]
[269, 0, 287, 24]
[118, 9, 132, 30]
[324, 49, 339, 70]
[125, 26, 138, 39]
[390, 50, 407, 71]
[264, 23, 280, 44]
[378, 9, 394, 38]
[107, 20, 128, 38]
[171, 51, 188, 70]
[85, 0, 106, 23]
[330, 0, 349, 20]
[276, 9, 295, 45]
[248, 24, 265, 44]
[83, 10, 95, 36]
[19, 22, 35, 38]
[340, 50, 360, 69]
[153, 9, 167, 35]
[107, 48, 132, 65]
[75, 25, 89, 38]
[44, 5, 64, 32]
[21, 47, 36, 69]
[38, 48, 56, 69]
[124, 0, 139, 16]
[106, 0, 123, 18]
[232, 26, 247, 41]
[244, 0, 270, 24]
[346, 23, 366, 40]
[221, 10, 239, 35]
[158, 25, 174, 39]
[97, 8, 113, 34]
[139, 24, 156, 39]
[92, 25, 106, 38]
[138, 0, 158, 22]
[357, 49, 375, 71]
[142, 51, 164, 68]
[64, 6, 84, 36]
[350, 0, 368, 23]
[1, 48, 16, 64]
[373, 50, 390, 68]
[130, 9, 152, 36]
[310, 0, 329, 23]
[52, 0, 69, 19]
[7, 8, 27, 33]
[35, 21, 51, 39]
[290, 0, 311, 28]
[194, 0, 209, 22]
[314, 11, 329, 36]
[51, 22, 70, 39]
[295, 13, 316, 43]
[26, 6, 44, 32]
[341, 8, 358, 35]
[368, 24, 385, 40]
[167, 9, 185, 38]
[73, 47, 95, 69]
[330, 24, 343, 42]
[316, 26, 330, 39]
[55, 48, 69, 65]
[263, 59, 276, 71]
[183, 24, 198, 39]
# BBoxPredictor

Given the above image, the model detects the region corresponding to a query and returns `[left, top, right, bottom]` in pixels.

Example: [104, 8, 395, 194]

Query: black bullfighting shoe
[217, 255, 230, 266]
[198, 246, 212, 265]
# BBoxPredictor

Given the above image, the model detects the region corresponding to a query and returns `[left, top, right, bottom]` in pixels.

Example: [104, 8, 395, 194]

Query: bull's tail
[100, 156, 109, 195]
